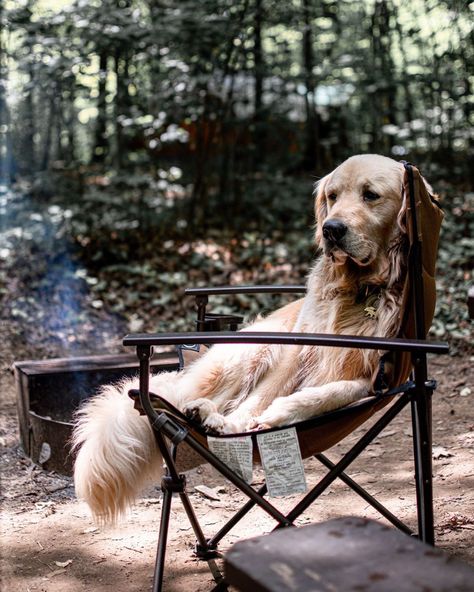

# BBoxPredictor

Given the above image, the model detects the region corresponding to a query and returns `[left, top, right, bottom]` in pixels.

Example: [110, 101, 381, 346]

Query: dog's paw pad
[182, 398, 217, 424]
[185, 407, 201, 422]
[246, 418, 257, 430]
[246, 417, 271, 431]
[244, 417, 270, 431]
[202, 413, 226, 435]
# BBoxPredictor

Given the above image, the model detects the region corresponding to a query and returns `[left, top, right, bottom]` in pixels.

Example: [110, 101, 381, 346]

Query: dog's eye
[363, 190, 380, 202]
[327, 193, 337, 202]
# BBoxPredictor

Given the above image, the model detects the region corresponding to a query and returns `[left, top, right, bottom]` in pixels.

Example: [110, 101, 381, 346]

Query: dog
[73, 154, 423, 523]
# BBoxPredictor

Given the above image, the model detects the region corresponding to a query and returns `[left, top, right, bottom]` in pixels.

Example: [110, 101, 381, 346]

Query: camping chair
[124, 162, 448, 592]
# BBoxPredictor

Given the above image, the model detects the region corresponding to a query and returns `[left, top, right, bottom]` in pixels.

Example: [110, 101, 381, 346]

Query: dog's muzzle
[322, 219, 347, 245]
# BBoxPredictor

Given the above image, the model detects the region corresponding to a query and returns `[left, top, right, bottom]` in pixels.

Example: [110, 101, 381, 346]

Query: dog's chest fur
[292, 261, 389, 386]
[297, 259, 385, 336]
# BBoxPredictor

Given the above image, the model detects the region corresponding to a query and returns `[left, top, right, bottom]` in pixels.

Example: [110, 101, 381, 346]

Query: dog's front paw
[182, 400, 239, 434]
[201, 412, 237, 435]
[182, 398, 218, 424]
[246, 417, 271, 431]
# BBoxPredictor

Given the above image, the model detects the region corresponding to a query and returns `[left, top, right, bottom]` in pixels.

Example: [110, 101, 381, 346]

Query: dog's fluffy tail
[72, 373, 179, 524]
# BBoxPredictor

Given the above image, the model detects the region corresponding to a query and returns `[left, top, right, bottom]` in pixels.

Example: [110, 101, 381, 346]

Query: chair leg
[208, 484, 268, 548]
[315, 453, 413, 535]
[152, 487, 173, 592]
[411, 385, 435, 545]
[180, 490, 236, 589]
[179, 491, 212, 552]
[284, 395, 410, 524]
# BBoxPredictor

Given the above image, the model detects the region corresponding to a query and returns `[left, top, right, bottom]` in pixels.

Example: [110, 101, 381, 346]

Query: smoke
[1, 187, 125, 356]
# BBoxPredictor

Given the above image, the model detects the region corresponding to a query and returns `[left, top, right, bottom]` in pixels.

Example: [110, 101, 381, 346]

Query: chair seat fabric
[130, 390, 392, 465]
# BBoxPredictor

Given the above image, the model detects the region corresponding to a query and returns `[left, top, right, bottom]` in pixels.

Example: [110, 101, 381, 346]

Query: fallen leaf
[442, 514, 474, 530]
[432, 446, 453, 459]
[377, 430, 396, 438]
[194, 485, 221, 501]
[81, 527, 100, 534]
[54, 559, 73, 568]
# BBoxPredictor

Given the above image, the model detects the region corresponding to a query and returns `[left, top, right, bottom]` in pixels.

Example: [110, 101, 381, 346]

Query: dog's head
[314, 154, 406, 267]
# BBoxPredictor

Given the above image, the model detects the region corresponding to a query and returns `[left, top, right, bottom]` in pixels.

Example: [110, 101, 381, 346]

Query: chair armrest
[185, 285, 306, 297]
[123, 331, 449, 355]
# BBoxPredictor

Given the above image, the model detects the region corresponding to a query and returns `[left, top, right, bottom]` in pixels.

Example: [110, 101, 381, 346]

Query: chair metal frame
[123, 163, 448, 591]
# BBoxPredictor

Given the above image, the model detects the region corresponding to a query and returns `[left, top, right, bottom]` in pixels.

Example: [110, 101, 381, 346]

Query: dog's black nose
[322, 219, 347, 243]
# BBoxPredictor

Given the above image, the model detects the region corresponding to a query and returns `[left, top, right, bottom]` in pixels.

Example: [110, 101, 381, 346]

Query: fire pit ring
[14, 352, 179, 476]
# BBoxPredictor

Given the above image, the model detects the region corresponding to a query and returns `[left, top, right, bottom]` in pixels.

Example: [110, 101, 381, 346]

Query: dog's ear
[387, 168, 439, 288]
[386, 173, 410, 288]
[386, 227, 408, 288]
[314, 174, 330, 247]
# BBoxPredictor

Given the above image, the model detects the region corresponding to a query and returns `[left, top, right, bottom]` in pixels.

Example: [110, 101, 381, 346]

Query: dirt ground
[1, 324, 473, 592]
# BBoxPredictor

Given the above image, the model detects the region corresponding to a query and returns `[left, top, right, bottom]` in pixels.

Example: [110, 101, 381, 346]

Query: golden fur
[73, 154, 420, 523]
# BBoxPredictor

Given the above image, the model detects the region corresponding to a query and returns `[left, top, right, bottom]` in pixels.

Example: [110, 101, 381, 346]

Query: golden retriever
[73, 154, 417, 523]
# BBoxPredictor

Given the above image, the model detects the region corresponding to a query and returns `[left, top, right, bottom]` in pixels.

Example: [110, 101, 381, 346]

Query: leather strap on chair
[374, 162, 444, 392]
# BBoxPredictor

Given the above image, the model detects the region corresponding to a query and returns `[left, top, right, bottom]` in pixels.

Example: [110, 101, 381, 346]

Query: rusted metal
[13, 352, 179, 475]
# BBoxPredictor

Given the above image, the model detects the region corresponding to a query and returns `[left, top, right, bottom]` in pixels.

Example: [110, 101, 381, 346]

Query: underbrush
[0, 171, 472, 352]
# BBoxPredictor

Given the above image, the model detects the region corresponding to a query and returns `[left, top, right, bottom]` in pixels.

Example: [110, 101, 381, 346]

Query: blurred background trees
[4, 1, 473, 192]
[1, 0, 472, 345]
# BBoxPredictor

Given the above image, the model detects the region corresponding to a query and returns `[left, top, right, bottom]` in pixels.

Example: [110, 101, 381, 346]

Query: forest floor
[1, 183, 473, 591]
[1, 321, 473, 592]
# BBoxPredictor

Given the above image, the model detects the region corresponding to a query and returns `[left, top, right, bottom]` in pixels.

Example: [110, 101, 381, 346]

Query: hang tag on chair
[257, 428, 307, 498]
[207, 436, 253, 483]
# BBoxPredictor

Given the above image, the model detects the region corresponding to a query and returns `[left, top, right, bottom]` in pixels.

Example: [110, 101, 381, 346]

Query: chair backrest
[389, 163, 444, 388]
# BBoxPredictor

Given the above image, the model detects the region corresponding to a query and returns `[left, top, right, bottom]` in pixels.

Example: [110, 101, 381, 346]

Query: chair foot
[210, 580, 229, 592]
[195, 541, 221, 560]
[411, 383, 435, 545]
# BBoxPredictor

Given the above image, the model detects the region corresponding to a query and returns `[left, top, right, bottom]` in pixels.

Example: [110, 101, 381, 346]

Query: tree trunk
[148, 0, 162, 116]
[65, 80, 76, 164]
[217, 1, 249, 215]
[0, 5, 14, 184]
[55, 88, 66, 163]
[393, 15, 414, 125]
[253, 0, 265, 167]
[23, 51, 36, 173]
[301, 0, 320, 171]
[40, 93, 56, 171]
[92, 50, 109, 164]
[114, 49, 130, 169]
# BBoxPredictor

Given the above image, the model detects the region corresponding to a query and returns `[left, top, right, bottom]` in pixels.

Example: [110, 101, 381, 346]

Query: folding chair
[124, 162, 448, 591]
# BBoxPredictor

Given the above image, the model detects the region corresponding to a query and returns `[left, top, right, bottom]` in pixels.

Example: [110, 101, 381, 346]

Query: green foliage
[1, 0, 472, 351]
[432, 189, 473, 343]
[4, 0, 473, 185]
[1, 176, 471, 348]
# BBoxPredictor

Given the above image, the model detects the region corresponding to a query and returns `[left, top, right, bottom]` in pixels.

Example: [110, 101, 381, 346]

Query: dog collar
[356, 285, 383, 318]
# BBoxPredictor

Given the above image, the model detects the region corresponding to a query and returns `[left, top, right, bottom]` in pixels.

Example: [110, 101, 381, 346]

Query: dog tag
[364, 305, 377, 318]
[207, 436, 253, 483]
[257, 428, 307, 498]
